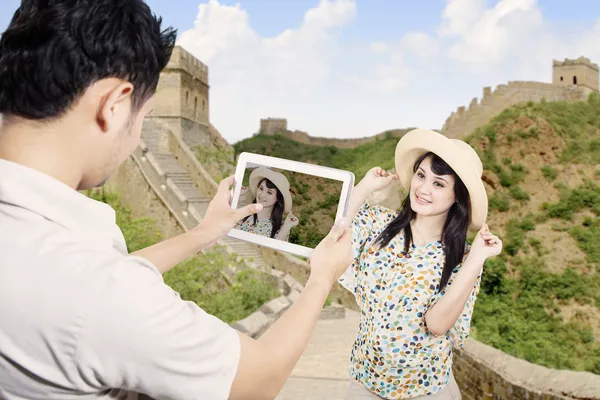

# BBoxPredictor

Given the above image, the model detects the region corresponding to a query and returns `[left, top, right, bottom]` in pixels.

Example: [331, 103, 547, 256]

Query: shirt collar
[0, 158, 126, 252]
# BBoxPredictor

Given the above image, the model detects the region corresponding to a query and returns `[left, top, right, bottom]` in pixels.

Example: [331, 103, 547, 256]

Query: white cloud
[401, 32, 439, 62]
[177, 0, 357, 141]
[175, 0, 600, 143]
[347, 51, 411, 93]
[438, 0, 484, 36]
[182, 1, 258, 62]
[369, 41, 388, 53]
[441, 0, 544, 71]
[350, 32, 438, 93]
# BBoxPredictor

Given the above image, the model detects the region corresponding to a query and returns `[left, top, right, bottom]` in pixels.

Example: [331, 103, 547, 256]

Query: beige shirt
[0, 158, 240, 399]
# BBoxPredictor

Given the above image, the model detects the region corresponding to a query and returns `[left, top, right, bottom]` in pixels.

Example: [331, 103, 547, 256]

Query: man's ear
[96, 82, 134, 133]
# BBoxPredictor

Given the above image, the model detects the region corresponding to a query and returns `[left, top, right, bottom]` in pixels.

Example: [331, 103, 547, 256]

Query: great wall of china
[112, 46, 599, 399]
[259, 117, 423, 149]
[260, 57, 599, 145]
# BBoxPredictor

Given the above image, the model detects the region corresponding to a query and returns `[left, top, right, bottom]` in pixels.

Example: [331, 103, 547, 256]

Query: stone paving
[276, 308, 361, 400]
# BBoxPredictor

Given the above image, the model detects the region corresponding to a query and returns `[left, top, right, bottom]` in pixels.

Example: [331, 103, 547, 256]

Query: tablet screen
[228, 153, 354, 258]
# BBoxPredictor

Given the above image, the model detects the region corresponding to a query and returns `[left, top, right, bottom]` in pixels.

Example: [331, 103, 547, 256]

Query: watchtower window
[186, 91, 189, 104]
[202, 99, 206, 111]
[194, 97, 198, 118]
[573, 76, 578, 84]
[560, 76, 563, 81]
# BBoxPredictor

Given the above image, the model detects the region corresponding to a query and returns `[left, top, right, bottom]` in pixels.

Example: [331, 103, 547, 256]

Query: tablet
[228, 152, 355, 258]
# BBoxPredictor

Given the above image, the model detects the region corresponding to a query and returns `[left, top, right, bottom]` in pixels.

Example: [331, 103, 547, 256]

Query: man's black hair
[0, 0, 177, 120]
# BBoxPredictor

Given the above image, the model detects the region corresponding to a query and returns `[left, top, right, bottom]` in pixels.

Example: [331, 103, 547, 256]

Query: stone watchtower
[148, 46, 211, 146]
[552, 56, 599, 92]
[260, 118, 288, 135]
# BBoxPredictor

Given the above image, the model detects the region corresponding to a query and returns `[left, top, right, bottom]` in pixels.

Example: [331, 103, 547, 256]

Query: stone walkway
[276, 308, 361, 400]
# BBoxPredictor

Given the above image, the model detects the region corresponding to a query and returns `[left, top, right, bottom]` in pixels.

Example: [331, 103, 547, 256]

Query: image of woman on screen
[235, 167, 298, 242]
[339, 128, 503, 400]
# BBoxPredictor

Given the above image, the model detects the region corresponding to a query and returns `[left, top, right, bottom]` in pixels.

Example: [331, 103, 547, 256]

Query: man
[0, 1, 353, 399]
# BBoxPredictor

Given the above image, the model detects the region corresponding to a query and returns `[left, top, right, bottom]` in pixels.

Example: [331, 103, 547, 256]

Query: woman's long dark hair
[373, 152, 470, 291]
[242, 178, 285, 239]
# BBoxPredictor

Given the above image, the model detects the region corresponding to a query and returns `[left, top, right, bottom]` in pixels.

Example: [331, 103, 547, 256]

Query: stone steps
[141, 120, 164, 152]
[137, 129, 271, 272]
[153, 153, 187, 174]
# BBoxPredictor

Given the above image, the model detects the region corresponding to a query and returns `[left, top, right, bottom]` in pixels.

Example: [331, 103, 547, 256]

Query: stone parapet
[453, 338, 600, 400]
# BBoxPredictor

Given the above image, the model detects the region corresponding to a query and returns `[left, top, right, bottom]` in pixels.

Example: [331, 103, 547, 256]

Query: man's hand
[307, 220, 353, 287]
[195, 175, 262, 245]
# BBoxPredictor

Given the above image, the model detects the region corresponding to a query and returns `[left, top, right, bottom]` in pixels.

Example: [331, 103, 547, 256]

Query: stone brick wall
[149, 45, 210, 137]
[453, 338, 600, 400]
[278, 128, 421, 149]
[260, 117, 288, 135]
[230, 268, 345, 338]
[102, 155, 184, 239]
[153, 46, 209, 127]
[441, 81, 592, 139]
[552, 56, 600, 92]
[180, 69, 209, 125]
[257, 247, 360, 312]
[166, 126, 220, 199]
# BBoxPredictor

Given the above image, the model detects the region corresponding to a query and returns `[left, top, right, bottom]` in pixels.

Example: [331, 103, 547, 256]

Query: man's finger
[332, 226, 351, 243]
[326, 222, 348, 242]
[219, 175, 236, 193]
[236, 203, 262, 219]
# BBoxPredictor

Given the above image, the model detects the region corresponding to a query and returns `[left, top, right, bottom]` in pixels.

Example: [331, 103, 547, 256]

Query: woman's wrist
[354, 182, 372, 202]
[465, 252, 486, 271]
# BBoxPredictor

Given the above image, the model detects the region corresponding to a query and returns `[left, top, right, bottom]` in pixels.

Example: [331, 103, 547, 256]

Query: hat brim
[395, 129, 488, 230]
[249, 168, 293, 214]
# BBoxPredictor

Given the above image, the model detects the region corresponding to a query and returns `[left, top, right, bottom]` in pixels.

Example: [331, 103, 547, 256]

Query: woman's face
[256, 180, 279, 209]
[409, 156, 456, 217]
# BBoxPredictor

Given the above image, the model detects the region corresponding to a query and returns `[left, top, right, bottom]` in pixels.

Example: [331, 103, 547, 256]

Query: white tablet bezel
[227, 152, 355, 258]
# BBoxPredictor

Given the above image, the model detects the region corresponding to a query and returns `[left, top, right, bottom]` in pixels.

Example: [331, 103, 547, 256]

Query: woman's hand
[358, 167, 398, 193]
[469, 223, 503, 263]
[282, 212, 299, 228]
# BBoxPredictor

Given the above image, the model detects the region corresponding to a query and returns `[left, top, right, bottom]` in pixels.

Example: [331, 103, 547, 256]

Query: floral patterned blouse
[338, 203, 481, 399]
[236, 217, 274, 238]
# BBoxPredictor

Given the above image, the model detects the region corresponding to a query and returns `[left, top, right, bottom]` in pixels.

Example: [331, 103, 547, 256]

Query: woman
[339, 128, 502, 399]
[235, 167, 299, 242]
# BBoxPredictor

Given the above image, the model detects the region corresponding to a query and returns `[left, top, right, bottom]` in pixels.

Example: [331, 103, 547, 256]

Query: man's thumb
[238, 203, 262, 219]
[327, 218, 348, 242]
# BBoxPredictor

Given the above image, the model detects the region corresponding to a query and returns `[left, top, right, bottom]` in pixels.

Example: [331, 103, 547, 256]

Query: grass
[194, 145, 236, 181]
[234, 133, 399, 180]
[456, 95, 600, 374]
[541, 166, 558, 181]
[541, 181, 600, 220]
[472, 256, 600, 373]
[471, 180, 600, 374]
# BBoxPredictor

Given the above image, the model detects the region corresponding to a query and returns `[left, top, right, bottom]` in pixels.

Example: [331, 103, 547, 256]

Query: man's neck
[0, 121, 84, 189]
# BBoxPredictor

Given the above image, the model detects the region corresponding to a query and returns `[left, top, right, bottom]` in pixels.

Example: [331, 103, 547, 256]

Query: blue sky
[2, 1, 600, 143]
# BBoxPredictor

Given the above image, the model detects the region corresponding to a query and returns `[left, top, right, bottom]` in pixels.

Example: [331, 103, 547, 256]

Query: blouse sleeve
[426, 243, 481, 350]
[337, 202, 398, 295]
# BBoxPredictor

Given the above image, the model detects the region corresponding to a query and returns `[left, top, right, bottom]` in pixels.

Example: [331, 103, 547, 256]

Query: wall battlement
[164, 46, 209, 86]
[442, 57, 599, 139]
[151, 46, 211, 140]
[280, 128, 418, 149]
[260, 118, 288, 135]
[553, 56, 599, 71]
